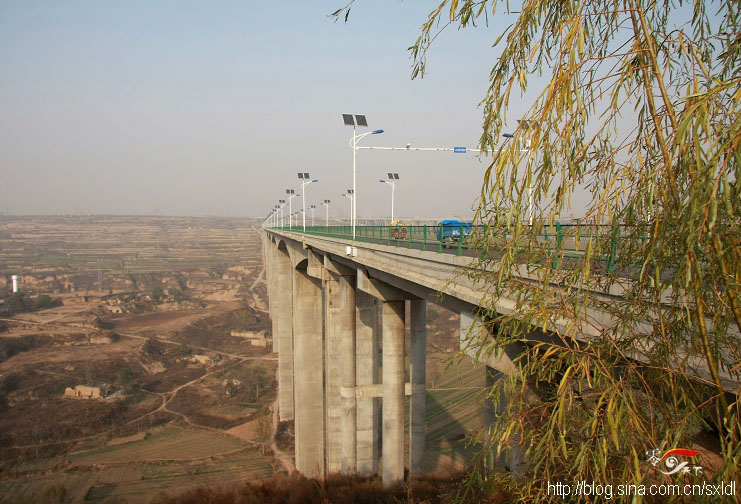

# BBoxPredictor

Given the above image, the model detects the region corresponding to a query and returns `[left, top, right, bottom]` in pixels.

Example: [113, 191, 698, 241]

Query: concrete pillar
[274, 246, 294, 421]
[409, 299, 426, 474]
[264, 235, 273, 315]
[356, 289, 379, 475]
[325, 268, 355, 474]
[293, 266, 325, 478]
[336, 272, 358, 474]
[382, 300, 405, 488]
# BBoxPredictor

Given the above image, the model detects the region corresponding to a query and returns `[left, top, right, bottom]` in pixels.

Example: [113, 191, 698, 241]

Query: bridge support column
[274, 245, 294, 421]
[324, 260, 356, 475]
[263, 235, 271, 314]
[356, 290, 379, 475]
[382, 300, 405, 488]
[293, 267, 325, 478]
[409, 299, 426, 474]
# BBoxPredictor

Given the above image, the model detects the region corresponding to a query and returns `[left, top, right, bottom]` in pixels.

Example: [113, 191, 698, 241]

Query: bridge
[262, 224, 738, 487]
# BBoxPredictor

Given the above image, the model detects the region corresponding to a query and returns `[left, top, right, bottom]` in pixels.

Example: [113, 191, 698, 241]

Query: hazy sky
[0, 1, 532, 219]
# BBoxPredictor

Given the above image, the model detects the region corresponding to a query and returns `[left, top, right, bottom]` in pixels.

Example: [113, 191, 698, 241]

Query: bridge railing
[269, 223, 644, 274]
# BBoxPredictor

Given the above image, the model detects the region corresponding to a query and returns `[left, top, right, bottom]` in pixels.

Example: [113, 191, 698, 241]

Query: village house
[64, 384, 113, 399]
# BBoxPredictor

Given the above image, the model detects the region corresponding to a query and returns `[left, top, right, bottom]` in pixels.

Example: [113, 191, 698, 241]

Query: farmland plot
[69, 424, 248, 465]
[0, 449, 272, 504]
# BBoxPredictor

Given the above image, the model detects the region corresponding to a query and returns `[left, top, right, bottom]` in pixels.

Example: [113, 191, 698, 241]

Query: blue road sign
[453, 146, 467, 153]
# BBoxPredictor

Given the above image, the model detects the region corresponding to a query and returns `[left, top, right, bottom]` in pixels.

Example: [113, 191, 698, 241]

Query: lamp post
[342, 114, 384, 240]
[503, 119, 536, 226]
[342, 190, 354, 225]
[321, 199, 331, 226]
[278, 199, 286, 227]
[298, 172, 318, 232]
[379, 172, 399, 223]
[286, 189, 300, 228]
[310, 204, 316, 226]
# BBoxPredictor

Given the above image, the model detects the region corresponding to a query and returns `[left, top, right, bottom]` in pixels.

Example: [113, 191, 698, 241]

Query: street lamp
[503, 119, 536, 226]
[321, 199, 331, 226]
[343, 113, 384, 240]
[342, 190, 354, 225]
[298, 172, 318, 232]
[286, 189, 300, 228]
[379, 172, 399, 223]
[310, 204, 317, 226]
[278, 199, 286, 227]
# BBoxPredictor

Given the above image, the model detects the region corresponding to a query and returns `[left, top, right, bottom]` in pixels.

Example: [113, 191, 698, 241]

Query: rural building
[65, 385, 99, 399]
[190, 354, 213, 365]
[230, 330, 271, 348]
[64, 384, 114, 399]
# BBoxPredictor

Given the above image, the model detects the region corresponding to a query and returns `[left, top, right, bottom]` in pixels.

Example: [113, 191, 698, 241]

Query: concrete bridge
[262, 225, 738, 487]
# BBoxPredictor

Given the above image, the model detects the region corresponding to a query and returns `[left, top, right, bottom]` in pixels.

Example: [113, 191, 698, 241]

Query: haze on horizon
[0, 1, 546, 221]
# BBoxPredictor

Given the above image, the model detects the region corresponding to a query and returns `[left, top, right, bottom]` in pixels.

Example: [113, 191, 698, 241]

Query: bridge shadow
[403, 385, 482, 474]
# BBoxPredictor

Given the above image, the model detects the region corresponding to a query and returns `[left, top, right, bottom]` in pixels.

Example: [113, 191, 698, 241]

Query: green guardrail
[268, 223, 639, 273]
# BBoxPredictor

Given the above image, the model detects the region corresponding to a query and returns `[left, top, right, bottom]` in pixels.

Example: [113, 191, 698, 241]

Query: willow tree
[335, 1, 740, 501]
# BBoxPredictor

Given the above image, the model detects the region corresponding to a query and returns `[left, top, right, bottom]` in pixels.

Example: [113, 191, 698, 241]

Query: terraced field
[0, 426, 272, 503]
[69, 425, 248, 465]
[82, 450, 273, 502]
[0, 215, 262, 291]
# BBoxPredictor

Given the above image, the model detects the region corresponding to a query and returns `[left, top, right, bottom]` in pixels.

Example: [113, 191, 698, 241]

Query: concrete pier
[382, 300, 405, 488]
[355, 289, 379, 475]
[409, 299, 427, 474]
[292, 266, 325, 478]
[324, 262, 355, 474]
[323, 258, 358, 475]
[274, 246, 294, 421]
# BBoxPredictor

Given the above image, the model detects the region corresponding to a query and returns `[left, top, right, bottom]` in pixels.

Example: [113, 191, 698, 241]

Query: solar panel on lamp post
[343, 114, 384, 240]
[380, 172, 399, 223]
[321, 199, 331, 226]
[298, 173, 318, 232]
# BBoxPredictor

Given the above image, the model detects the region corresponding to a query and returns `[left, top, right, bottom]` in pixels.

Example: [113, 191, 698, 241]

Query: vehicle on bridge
[436, 219, 472, 247]
[390, 219, 407, 239]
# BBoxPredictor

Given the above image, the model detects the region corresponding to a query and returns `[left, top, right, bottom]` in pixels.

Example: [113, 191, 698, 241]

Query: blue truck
[437, 219, 473, 247]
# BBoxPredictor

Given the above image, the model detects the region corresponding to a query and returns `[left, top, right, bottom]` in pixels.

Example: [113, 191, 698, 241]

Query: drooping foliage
[335, 0, 740, 501]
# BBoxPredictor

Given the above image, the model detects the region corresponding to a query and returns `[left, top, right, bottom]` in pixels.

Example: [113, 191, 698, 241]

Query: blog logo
[646, 448, 702, 476]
